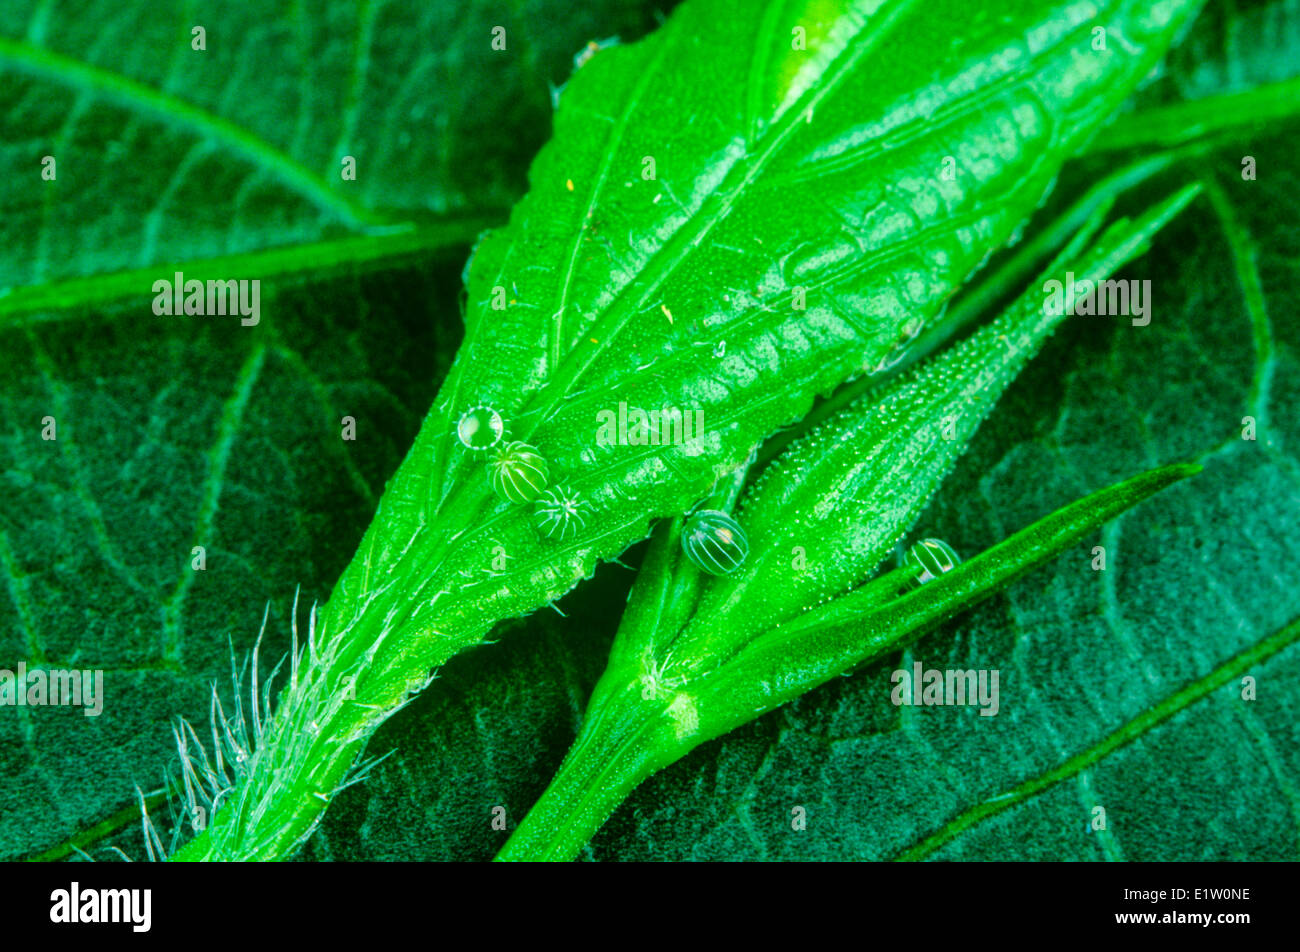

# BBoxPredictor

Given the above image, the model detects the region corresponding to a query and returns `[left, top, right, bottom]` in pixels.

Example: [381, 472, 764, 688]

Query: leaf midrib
[0, 217, 500, 329]
[513, 0, 927, 441]
[894, 615, 1300, 861]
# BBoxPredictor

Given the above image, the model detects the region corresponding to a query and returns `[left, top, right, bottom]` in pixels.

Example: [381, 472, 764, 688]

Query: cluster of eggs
[457, 405, 587, 541]
[456, 405, 962, 585]
[455, 404, 745, 574]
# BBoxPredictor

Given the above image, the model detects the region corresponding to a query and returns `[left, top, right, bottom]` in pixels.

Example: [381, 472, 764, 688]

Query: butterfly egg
[682, 509, 749, 576]
[533, 485, 587, 541]
[904, 538, 961, 585]
[456, 405, 505, 450]
[487, 442, 550, 503]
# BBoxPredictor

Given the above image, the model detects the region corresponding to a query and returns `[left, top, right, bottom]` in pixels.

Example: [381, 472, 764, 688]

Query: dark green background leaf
[4, 0, 1298, 861]
[0, 259, 462, 858]
[0, 0, 667, 287]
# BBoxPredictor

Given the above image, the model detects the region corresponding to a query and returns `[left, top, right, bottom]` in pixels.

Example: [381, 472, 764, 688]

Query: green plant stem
[497, 463, 1200, 862]
[1085, 75, 1300, 156]
[0, 215, 501, 329]
[166, 615, 482, 861]
[495, 683, 666, 862]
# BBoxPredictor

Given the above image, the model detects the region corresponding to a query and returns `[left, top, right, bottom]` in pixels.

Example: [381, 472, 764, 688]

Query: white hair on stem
[137, 587, 405, 860]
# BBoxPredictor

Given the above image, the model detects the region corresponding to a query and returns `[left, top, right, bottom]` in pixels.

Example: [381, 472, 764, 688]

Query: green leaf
[304, 85, 1299, 863]
[493, 186, 1201, 860]
[360, 0, 1206, 641]
[174, 0, 1204, 861]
